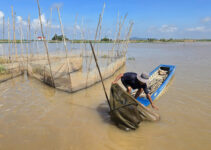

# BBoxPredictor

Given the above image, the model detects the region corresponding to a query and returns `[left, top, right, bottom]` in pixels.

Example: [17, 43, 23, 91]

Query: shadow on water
[96, 102, 115, 125]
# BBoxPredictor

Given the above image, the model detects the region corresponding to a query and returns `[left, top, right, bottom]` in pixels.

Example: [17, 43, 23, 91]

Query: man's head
[137, 72, 149, 84]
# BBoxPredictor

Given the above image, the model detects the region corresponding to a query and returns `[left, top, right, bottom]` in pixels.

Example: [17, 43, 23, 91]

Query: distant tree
[160, 38, 166, 42]
[147, 38, 156, 42]
[52, 34, 69, 41]
[101, 37, 112, 42]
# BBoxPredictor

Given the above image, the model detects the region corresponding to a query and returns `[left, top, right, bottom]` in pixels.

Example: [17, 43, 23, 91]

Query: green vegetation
[101, 54, 109, 58]
[101, 37, 112, 42]
[127, 57, 135, 60]
[0, 65, 6, 74]
[51, 34, 69, 41]
[48, 40, 114, 43]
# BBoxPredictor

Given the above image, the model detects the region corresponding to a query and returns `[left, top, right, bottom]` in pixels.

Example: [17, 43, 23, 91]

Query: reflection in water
[0, 42, 211, 150]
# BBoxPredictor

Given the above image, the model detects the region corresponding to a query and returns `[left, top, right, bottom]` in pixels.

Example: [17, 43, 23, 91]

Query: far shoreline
[0, 39, 211, 44]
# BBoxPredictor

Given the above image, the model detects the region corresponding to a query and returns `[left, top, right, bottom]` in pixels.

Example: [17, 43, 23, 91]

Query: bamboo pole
[17, 19, 25, 70]
[26, 16, 29, 71]
[90, 41, 111, 110]
[2, 16, 5, 58]
[8, 17, 11, 60]
[85, 13, 102, 87]
[69, 14, 78, 54]
[12, 7, 18, 59]
[107, 12, 119, 64]
[46, 19, 49, 41]
[3, 16, 5, 40]
[111, 13, 127, 57]
[116, 13, 127, 56]
[123, 22, 133, 56]
[36, 0, 55, 87]
[49, 8, 52, 41]
[86, 4, 105, 86]
[10, 7, 15, 78]
[97, 3, 105, 56]
[80, 17, 86, 57]
[28, 16, 32, 57]
[19, 18, 24, 58]
[57, 7, 72, 91]
[35, 31, 40, 56]
[74, 14, 78, 41]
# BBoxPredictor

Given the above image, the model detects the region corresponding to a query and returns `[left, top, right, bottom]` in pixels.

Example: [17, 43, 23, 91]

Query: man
[112, 72, 159, 110]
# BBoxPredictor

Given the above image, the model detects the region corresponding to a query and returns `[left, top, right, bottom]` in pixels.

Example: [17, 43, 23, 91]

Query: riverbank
[1, 39, 211, 44]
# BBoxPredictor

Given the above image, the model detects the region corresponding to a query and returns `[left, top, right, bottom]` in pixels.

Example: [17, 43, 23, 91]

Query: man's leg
[127, 86, 132, 94]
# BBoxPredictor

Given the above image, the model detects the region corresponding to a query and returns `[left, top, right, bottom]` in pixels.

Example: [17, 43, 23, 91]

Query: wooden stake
[57, 7, 72, 91]
[35, 31, 40, 56]
[37, 0, 55, 87]
[123, 22, 133, 55]
[26, 16, 29, 71]
[97, 3, 105, 56]
[49, 8, 52, 41]
[2, 16, 5, 58]
[12, 6, 18, 59]
[90, 42, 111, 109]
[19, 18, 24, 58]
[112, 13, 127, 57]
[85, 13, 102, 87]
[86, 4, 106, 86]
[3, 16, 5, 40]
[8, 17, 11, 60]
[28, 15, 33, 56]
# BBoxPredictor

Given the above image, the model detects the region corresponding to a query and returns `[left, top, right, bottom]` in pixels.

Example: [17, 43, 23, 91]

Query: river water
[0, 42, 210, 150]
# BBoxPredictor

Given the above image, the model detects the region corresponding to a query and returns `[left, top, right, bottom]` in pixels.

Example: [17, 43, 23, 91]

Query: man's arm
[112, 73, 124, 84]
[146, 94, 159, 110]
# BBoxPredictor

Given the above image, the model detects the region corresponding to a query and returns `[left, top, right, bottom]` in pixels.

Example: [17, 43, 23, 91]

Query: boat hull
[136, 64, 176, 107]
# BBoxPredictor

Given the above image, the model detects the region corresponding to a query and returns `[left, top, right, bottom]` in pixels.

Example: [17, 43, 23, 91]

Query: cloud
[16, 16, 27, 26]
[75, 24, 80, 30]
[159, 25, 178, 33]
[51, 3, 63, 9]
[202, 17, 211, 23]
[51, 24, 60, 29]
[31, 14, 59, 30]
[32, 14, 47, 29]
[0, 11, 4, 24]
[186, 26, 206, 32]
[0, 11, 4, 18]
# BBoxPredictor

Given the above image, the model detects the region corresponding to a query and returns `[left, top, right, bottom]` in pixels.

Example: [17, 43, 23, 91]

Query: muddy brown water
[0, 42, 211, 150]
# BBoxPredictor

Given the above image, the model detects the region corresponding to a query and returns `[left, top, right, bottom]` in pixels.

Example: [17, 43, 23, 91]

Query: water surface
[0, 42, 210, 150]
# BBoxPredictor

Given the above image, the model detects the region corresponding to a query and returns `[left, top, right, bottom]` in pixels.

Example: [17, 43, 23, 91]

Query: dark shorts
[121, 78, 129, 89]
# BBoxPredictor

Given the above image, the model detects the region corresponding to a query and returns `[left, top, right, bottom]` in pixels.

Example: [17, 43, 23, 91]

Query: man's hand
[112, 81, 117, 84]
[112, 73, 123, 85]
[152, 104, 159, 110]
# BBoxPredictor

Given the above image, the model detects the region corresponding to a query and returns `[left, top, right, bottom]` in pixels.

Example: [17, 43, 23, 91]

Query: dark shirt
[121, 72, 149, 94]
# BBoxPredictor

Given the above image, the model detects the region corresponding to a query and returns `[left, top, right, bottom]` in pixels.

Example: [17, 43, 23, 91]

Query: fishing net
[109, 83, 160, 130]
[27, 56, 83, 87]
[0, 57, 24, 83]
[28, 54, 125, 92]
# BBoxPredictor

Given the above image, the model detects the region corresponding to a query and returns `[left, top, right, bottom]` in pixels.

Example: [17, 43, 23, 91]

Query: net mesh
[109, 84, 160, 130]
[0, 56, 24, 83]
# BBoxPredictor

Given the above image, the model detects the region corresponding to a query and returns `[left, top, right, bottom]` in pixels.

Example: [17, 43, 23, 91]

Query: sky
[0, 0, 211, 39]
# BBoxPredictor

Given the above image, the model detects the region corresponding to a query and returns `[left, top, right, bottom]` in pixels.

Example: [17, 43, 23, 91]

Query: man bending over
[112, 72, 159, 110]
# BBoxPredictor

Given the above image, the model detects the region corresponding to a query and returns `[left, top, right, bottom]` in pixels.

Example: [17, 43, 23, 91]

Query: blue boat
[136, 64, 176, 107]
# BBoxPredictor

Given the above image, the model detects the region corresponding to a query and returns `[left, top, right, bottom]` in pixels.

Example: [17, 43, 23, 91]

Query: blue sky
[0, 0, 211, 39]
